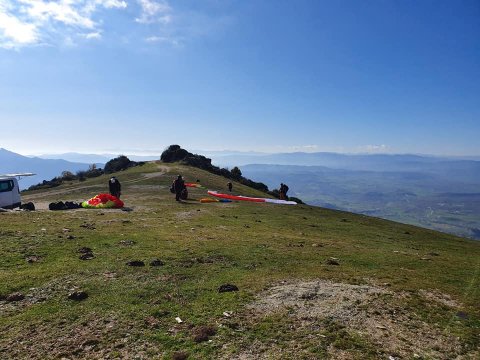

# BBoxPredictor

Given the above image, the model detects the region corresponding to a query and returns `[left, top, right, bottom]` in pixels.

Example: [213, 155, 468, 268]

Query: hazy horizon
[3, 147, 480, 160]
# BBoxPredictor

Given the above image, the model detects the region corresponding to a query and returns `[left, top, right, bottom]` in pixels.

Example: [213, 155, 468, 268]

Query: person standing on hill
[174, 175, 186, 202]
[279, 183, 289, 200]
[109, 176, 122, 198]
[283, 183, 289, 199]
[227, 182, 233, 192]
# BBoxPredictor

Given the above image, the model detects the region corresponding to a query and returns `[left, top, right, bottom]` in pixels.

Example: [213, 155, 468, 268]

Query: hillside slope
[1, 161, 479, 359]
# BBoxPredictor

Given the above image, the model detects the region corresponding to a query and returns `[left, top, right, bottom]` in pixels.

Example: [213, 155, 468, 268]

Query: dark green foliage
[160, 145, 190, 163]
[230, 166, 242, 180]
[104, 155, 137, 174]
[27, 177, 63, 191]
[28, 164, 105, 190]
[268, 189, 280, 199]
[77, 165, 104, 180]
[239, 178, 269, 193]
[61, 171, 76, 181]
[289, 196, 304, 204]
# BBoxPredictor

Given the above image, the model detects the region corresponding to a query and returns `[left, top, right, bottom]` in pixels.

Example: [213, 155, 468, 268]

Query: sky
[0, 0, 479, 156]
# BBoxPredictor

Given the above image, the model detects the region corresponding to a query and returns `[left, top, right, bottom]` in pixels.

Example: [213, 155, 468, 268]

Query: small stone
[79, 252, 94, 260]
[6, 292, 25, 302]
[456, 311, 468, 320]
[150, 259, 164, 267]
[68, 291, 88, 301]
[218, 284, 239, 293]
[145, 316, 160, 328]
[26, 255, 42, 263]
[326, 257, 340, 266]
[172, 351, 188, 360]
[119, 240, 136, 246]
[193, 325, 216, 343]
[127, 260, 145, 267]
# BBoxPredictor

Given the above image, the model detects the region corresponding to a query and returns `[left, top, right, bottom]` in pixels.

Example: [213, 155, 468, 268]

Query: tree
[61, 171, 76, 181]
[104, 155, 134, 174]
[230, 166, 242, 180]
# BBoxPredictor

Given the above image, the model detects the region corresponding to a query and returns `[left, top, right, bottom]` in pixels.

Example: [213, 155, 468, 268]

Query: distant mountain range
[0, 148, 102, 189]
[211, 151, 479, 172]
[37, 152, 160, 163]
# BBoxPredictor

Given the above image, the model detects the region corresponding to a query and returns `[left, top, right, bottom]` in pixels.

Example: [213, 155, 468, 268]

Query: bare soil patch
[231, 279, 471, 359]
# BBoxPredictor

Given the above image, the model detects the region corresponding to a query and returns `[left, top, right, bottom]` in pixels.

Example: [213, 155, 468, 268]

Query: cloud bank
[0, 0, 178, 49]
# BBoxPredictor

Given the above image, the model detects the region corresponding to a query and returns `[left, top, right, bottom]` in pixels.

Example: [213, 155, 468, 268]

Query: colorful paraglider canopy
[207, 191, 296, 205]
[185, 182, 204, 188]
[82, 193, 124, 209]
[199, 198, 232, 203]
[200, 198, 219, 203]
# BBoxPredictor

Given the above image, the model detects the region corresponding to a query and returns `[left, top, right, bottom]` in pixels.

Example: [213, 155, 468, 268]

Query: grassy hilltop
[0, 161, 479, 359]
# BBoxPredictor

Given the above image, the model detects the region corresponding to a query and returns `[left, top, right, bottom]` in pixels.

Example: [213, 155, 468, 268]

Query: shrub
[104, 156, 136, 174]
[160, 145, 190, 163]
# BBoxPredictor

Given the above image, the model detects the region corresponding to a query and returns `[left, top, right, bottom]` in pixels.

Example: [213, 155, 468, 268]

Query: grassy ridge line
[0, 161, 478, 358]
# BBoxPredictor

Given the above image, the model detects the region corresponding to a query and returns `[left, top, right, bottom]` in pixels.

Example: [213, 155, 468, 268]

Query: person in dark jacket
[174, 175, 186, 201]
[227, 182, 233, 192]
[109, 177, 121, 198]
[279, 183, 289, 200]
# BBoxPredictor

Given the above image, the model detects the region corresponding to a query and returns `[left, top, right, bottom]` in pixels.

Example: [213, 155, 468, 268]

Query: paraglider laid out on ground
[199, 198, 232, 203]
[207, 191, 297, 205]
[82, 193, 124, 209]
[185, 182, 204, 189]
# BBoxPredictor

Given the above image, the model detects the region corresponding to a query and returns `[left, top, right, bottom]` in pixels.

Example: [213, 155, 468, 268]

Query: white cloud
[358, 144, 390, 153]
[84, 30, 101, 39]
[98, 0, 127, 9]
[0, 0, 127, 49]
[0, 10, 38, 48]
[135, 0, 171, 24]
[145, 35, 180, 46]
[0, 0, 231, 50]
[19, 0, 95, 28]
[287, 145, 320, 152]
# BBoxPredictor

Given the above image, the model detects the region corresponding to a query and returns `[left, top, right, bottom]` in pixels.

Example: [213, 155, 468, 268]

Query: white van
[0, 177, 21, 209]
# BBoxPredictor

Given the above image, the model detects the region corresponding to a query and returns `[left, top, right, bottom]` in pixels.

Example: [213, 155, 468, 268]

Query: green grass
[1, 161, 479, 359]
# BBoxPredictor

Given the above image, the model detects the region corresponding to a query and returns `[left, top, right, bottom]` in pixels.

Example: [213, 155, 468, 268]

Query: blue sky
[0, 0, 479, 156]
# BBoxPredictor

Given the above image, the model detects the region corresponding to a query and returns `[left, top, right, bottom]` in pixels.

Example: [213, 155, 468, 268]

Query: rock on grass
[218, 284, 239, 293]
[193, 325, 217, 343]
[172, 351, 189, 360]
[127, 260, 145, 267]
[6, 292, 25, 302]
[68, 291, 88, 301]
